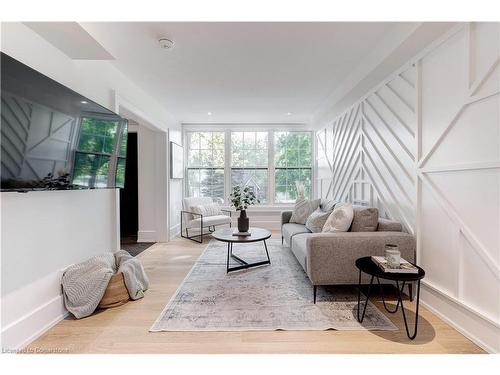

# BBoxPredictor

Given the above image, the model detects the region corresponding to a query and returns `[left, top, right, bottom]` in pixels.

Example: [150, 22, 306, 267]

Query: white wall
[168, 128, 183, 239]
[417, 23, 500, 353]
[1, 189, 120, 349]
[315, 23, 500, 353]
[0, 22, 180, 349]
[135, 125, 169, 242]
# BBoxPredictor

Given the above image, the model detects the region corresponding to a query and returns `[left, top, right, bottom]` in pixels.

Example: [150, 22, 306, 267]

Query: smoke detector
[159, 37, 174, 49]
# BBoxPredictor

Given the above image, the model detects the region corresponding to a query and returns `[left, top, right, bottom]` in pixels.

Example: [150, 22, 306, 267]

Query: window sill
[221, 205, 293, 213]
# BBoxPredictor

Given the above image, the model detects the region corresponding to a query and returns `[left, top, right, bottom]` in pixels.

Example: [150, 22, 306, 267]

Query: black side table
[355, 256, 425, 340]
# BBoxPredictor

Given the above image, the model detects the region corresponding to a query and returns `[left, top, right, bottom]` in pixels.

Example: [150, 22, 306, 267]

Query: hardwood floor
[27, 232, 485, 354]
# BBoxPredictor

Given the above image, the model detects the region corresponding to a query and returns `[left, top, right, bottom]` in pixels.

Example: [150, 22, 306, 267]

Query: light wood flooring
[27, 232, 485, 354]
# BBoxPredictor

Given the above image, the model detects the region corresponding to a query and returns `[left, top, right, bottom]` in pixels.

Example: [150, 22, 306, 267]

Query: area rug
[150, 239, 396, 332]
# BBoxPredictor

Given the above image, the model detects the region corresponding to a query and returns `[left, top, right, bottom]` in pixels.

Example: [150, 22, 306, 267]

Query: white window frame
[183, 126, 314, 207]
[184, 131, 225, 200]
[230, 130, 270, 204]
[273, 130, 314, 204]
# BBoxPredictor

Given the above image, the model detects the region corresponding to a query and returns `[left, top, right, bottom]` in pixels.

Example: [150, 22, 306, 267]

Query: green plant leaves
[230, 185, 259, 210]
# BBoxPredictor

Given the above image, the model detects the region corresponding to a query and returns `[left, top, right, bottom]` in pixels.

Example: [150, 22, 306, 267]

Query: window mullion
[224, 129, 231, 204]
[269, 130, 275, 205]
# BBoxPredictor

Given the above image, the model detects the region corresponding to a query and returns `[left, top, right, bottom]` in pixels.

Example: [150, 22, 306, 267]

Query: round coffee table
[212, 227, 272, 273]
[355, 256, 425, 339]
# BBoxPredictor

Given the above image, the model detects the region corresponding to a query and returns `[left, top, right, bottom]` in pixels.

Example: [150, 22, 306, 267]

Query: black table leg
[396, 279, 421, 340]
[226, 242, 230, 273]
[226, 240, 271, 273]
[263, 240, 271, 264]
[357, 271, 375, 323]
[377, 277, 405, 314]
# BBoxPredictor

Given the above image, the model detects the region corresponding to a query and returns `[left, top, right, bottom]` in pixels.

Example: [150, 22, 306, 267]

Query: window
[185, 130, 312, 205]
[72, 116, 128, 188]
[231, 131, 268, 203]
[186, 131, 225, 200]
[274, 131, 312, 203]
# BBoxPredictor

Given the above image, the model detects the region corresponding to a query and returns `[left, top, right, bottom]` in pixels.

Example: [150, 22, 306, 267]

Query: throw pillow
[350, 206, 379, 232]
[322, 203, 354, 233]
[320, 199, 338, 212]
[305, 208, 333, 233]
[290, 198, 321, 224]
[190, 203, 222, 217]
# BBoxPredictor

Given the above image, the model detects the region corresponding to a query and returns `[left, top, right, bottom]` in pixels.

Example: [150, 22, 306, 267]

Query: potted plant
[229, 186, 259, 232]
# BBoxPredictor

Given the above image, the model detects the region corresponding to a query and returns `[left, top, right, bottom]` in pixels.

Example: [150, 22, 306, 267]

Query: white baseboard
[421, 282, 500, 353]
[137, 230, 157, 242]
[1, 294, 68, 351]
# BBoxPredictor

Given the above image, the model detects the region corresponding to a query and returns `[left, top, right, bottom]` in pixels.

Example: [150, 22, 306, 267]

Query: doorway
[120, 132, 139, 249]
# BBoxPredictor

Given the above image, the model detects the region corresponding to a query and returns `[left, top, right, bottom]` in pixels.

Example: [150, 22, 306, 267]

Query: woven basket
[98, 272, 130, 309]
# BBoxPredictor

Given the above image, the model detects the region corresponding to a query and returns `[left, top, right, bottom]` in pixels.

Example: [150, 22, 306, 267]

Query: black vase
[237, 210, 249, 232]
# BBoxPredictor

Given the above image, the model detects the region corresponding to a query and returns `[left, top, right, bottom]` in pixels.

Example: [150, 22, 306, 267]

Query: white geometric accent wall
[316, 23, 500, 352]
[316, 63, 417, 234]
[417, 23, 500, 353]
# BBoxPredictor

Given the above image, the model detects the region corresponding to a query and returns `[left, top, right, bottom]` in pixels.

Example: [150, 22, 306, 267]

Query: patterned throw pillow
[305, 208, 333, 233]
[290, 198, 321, 224]
[322, 203, 354, 232]
[190, 203, 222, 217]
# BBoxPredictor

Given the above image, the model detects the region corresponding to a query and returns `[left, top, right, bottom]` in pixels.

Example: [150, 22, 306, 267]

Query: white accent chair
[181, 197, 232, 243]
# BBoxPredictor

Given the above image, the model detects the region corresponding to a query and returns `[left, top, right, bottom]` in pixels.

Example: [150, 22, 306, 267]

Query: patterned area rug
[150, 239, 396, 332]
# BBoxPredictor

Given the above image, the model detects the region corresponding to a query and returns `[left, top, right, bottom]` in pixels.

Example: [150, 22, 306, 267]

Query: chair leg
[200, 218, 203, 243]
[313, 285, 317, 304]
[408, 283, 413, 302]
[281, 236, 283, 245]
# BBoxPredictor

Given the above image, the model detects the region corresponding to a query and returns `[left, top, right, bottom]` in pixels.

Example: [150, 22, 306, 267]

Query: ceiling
[77, 22, 408, 124]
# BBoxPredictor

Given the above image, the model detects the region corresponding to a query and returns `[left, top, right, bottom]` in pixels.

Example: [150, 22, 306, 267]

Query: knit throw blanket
[62, 250, 149, 319]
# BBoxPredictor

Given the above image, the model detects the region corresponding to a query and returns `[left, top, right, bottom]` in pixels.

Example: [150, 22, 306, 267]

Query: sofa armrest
[305, 232, 416, 285]
[377, 218, 403, 232]
[281, 210, 293, 227]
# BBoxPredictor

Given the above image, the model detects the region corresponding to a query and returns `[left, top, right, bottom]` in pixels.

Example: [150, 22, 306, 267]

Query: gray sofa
[281, 204, 416, 303]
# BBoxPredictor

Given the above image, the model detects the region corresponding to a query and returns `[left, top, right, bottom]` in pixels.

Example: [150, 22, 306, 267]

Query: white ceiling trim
[24, 22, 114, 60]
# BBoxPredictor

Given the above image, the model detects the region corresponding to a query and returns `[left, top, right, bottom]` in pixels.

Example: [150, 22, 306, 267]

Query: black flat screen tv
[1, 52, 128, 192]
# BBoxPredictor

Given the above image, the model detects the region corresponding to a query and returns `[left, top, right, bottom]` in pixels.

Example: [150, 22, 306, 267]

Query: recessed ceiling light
[207, 112, 212, 116]
[80, 100, 88, 104]
[159, 37, 174, 49]
[286, 112, 292, 116]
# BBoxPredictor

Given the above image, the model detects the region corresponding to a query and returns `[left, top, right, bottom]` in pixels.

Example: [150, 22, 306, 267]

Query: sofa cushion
[290, 198, 321, 224]
[320, 199, 338, 212]
[290, 233, 310, 271]
[281, 210, 293, 226]
[305, 208, 332, 233]
[322, 203, 354, 232]
[377, 218, 403, 232]
[282, 223, 311, 247]
[350, 206, 379, 232]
